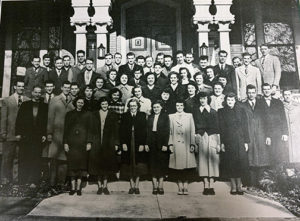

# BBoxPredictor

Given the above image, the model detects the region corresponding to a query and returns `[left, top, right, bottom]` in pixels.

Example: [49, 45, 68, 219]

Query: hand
[41, 136, 46, 143]
[216, 145, 221, 153]
[162, 146, 168, 152]
[122, 144, 128, 151]
[282, 135, 288, 142]
[86, 143, 92, 151]
[138, 145, 144, 152]
[195, 134, 201, 145]
[145, 145, 150, 152]
[1, 133, 7, 140]
[115, 145, 119, 151]
[221, 144, 225, 152]
[169, 145, 174, 153]
[15, 135, 21, 141]
[244, 143, 249, 152]
[47, 134, 52, 142]
[266, 137, 271, 146]
[190, 145, 195, 153]
[64, 144, 69, 152]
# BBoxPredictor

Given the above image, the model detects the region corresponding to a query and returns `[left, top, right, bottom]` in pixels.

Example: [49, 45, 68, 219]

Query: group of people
[1, 44, 300, 197]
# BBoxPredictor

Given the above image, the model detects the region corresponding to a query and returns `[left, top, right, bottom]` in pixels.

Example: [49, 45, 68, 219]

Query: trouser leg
[1, 142, 17, 184]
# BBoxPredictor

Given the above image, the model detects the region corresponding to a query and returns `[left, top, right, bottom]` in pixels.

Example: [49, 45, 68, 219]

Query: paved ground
[15, 181, 296, 220]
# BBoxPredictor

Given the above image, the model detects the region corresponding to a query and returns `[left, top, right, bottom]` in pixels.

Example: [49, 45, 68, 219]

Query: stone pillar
[2, 23, 13, 97]
[74, 25, 87, 61]
[218, 23, 232, 64]
[291, 0, 300, 85]
[196, 23, 210, 57]
[95, 24, 108, 69]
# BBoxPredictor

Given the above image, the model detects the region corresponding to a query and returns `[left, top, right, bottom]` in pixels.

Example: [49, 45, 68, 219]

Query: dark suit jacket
[15, 100, 48, 141]
[128, 78, 147, 87]
[77, 71, 98, 89]
[119, 63, 142, 79]
[24, 67, 48, 97]
[214, 64, 237, 94]
[155, 74, 169, 89]
[48, 69, 69, 95]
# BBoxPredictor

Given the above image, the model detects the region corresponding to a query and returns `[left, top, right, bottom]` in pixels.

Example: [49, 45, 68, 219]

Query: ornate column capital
[193, 0, 214, 24]
[74, 24, 87, 34]
[195, 22, 210, 33]
[214, 0, 235, 24]
[218, 22, 231, 32]
[95, 24, 108, 34]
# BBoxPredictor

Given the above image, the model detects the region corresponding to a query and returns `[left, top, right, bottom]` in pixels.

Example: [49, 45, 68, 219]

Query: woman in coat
[218, 93, 250, 195]
[120, 98, 148, 194]
[184, 81, 199, 113]
[168, 100, 197, 195]
[89, 97, 120, 195]
[193, 92, 220, 195]
[93, 76, 109, 101]
[142, 72, 162, 103]
[63, 97, 93, 195]
[146, 100, 170, 195]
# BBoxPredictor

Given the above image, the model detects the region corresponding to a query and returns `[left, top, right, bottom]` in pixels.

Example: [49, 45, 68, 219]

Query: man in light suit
[1, 80, 30, 185]
[47, 81, 74, 192]
[185, 52, 200, 79]
[48, 57, 69, 95]
[255, 44, 281, 95]
[236, 53, 262, 101]
[213, 50, 237, 94]
[70, 50, 86, 82]
[77, 57, 98, 90]
[96, 53, 117, 80]
[24, 56, 48, 97]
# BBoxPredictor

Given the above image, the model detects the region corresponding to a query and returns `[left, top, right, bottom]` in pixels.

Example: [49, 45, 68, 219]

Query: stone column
[196, 23, 210, 57]
[218, 23, 232, 64]
[74, 25, 87, 61]
[95, 24, 108, 69]
[2, 23, 13, 97]
[291, 1, 300, 84]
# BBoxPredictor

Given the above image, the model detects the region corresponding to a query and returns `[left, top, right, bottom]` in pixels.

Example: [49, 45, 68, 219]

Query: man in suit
[185, 52, 200, 79]
[156, 52, 165, 66]
[70, 82, 80, 101]
[255, 44, 281, 95]
[119, 52, 142, 80]
[47, 81, 74, 192]
[171, 51, 193, 74]
[77, 57, 98, 89]
[113, 52, 122, 72]
[24, 56, 48, 97]
[48, 57, 68, 95]
[214, 50, 237, 94]
[136, 55, 146, 68]
[63, 55, 74, 83]
[43, 80, 55, 104]
[199, 55, 209, 75]
[262, 83, 288, 166]
[1, 80, 30, 185]
[232, 56, 242, 69]
[128, 67, 146, 87]
[154, 63, 169, 89]
[162, 55, 173, 77]
[96, 53, 117, 80]
[71, 50, 86, 82]
[236, 52, 262, 101]
[41, 54, 53, 72]
[15, 85, 48, 186]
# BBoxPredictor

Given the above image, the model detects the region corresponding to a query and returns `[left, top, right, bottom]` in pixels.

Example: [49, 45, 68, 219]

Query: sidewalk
[19, 181, 297, 220]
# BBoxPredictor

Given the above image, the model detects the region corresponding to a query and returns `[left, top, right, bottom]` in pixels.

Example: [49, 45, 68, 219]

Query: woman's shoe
[128, 188, 135, 194]
[230, 190, 237, 195]
[77, 190, 82, 196]
[237, 190, 244, 195]
[103, 187, 110, 195]
[203, 188, 209, 195]
[69, 190, 76, 195]
[183, 188, 189, 195]
[152, 188, 158, 195]
[158, 188, 164, 195]
[177, 189, 184, 195]
[209, 188, 215, 195]
[97, 187, 103, 195]
[135, 188, 140, 194]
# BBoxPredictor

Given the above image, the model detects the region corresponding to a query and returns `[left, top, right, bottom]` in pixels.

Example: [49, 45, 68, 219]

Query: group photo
[0, 0, 300, 220]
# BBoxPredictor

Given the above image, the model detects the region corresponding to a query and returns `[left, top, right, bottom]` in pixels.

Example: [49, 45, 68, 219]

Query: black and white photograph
[0, 0, 300, 220]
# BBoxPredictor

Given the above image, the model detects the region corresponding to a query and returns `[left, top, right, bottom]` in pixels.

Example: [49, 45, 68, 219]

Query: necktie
[18, 95, 22, 107]
[245, 67, 248, 75]
[66, 96, 69, 104]
[48, 94, 52, 103]
[250, 101, 254, 110]
[261, 56, 265, 66]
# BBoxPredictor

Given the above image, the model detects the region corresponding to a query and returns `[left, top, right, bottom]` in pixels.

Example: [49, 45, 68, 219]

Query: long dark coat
[184, 96, 198, 113]
[142, 85, 161, 103]
[63, 110, 93, 172]
[147, 113, 170, 176]
[262, 98, 289, 164]
[89, 110, 120, 175]
[15, 100, 48, 184]
[165, 84, 187, 112]
[241, 99, 271, 167]
[218, 105, 250, 178]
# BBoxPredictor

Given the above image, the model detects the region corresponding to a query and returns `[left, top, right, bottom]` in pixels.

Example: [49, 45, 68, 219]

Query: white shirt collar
[200, 105, 211, 113]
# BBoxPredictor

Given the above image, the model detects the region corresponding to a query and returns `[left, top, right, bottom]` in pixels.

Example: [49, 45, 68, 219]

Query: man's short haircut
[86, 57, 94, 63]
[55, 56, 63, 62]
[114, 52, 122, 58]
[246, 84, 256, 92]
[105, 53, 113, 58]
[232, 56, 241, 62]
[260, 43, 269, 48]
[44, 80, 54, 86]
[126, 52, 135, 58]
[32, 55, 41, 61]
[164, 55, 173, 60]
[62, 80, 71, 87]
[70, 82, 79, 88]
[218, 73, 228, 80]
[76, 50, 85, 55]
[136, 55, 145, 61]
[145, 55, 153, 61]
[242, 52, 251, 58]
[63, 55, 71, 60]
[156, 52, 164, 57]
[176, 50, 184, 56]
[32, 84, 42, 91]
[262, 83, 271, 88]
[83, 84, 93, 91]
[199, 55, 209, 61]
[185, 52, 193, 56]
[13, 79, 25, 86]
[154, 62, 163, 67]
[218, 50, 228, 56]
[134, 66, 144, 74]
[99, 97, 110, 105]
[43, 54, 51, 59]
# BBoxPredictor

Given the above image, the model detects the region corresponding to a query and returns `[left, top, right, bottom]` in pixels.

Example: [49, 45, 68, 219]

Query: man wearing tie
[262, 83, 288, 166]
[77, 57, 98, 89]
[41, 54, 53, 72]
[1, 80, 30, 185]
[43, 80, 55, 104]
[48, 57, 68, 95]
[119, 52, 142, 80]
[236, 53, 262, 101]
[255, 44, 281, 96]
[24, 56, 48, 97]
[213, 50, 237, 94]
[71, 50, 86, 83]
[96, 53, 117, 80]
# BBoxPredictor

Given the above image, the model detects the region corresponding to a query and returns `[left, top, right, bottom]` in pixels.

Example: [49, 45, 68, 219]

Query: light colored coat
[236, 65, 262, 100]
[284, 101, 300, 163]
[210, 94, 224, 111]
[47, 93, 74, 160]
[1, 94, 30, 141]
[168, 112, 196, 169]
[255, 54, 281, 87]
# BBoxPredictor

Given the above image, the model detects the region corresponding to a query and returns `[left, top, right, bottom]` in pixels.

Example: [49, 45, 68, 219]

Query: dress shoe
[177, 188, 183, 195]
[230, 190, 237, 195]
[203, 188, 209, 195]
[103, 187, 110, 195]
[97, 187, 103, 195]
[183, 188, 189, 195]
[69, 190, 76, 195]
[152, 188, 158, 195]
[237, 190, 244, 195]
[135, 188, 140, 194]
[158, 188, 164, 195]
[209, 188, 215, 195]
[77, 190, 82, 196]
[128, 188, 135, 194]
